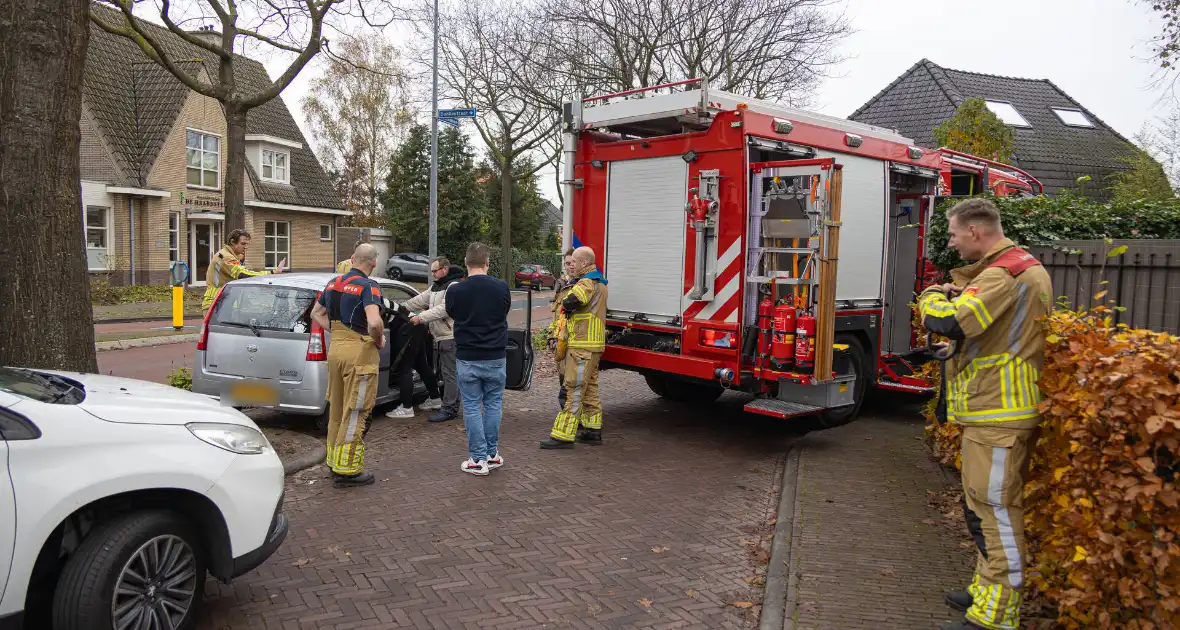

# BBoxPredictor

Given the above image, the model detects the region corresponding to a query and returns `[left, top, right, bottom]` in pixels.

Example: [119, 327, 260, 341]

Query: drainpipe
[129, 197, 135, 285]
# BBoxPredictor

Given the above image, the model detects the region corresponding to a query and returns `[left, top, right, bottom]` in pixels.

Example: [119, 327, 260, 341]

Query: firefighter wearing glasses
[540, 246, 608, 449]
[919, 199, 1051, 630]
[310, 243, 386, 488]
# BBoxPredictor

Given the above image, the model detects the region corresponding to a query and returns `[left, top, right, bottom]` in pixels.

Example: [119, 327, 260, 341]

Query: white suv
[0, 367, 288, 630]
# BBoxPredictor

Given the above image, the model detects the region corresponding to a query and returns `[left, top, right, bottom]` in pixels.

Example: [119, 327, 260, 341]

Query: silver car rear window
[211, 284, 318, 332]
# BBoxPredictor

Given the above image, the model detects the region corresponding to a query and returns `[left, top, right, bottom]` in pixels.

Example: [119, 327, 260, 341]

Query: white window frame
[1051, 107, 1094, 128]
[264, 220, 290, 270]
[261, 148, 290, 184]
[319, 224, 332, 241]
[186, 128, 221, 190]
[168, 212, 181, 263]
[83, 205, 111, 271]
[983, 100, 1031, 128]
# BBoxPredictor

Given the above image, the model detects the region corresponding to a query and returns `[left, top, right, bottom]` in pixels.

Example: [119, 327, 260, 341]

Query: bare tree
[0, 0, 99, 372]
[437, 0, 560, 280]
[89, 0, 408, 232]
[302, 35, 412, 226]
[539, 0, 849, 104]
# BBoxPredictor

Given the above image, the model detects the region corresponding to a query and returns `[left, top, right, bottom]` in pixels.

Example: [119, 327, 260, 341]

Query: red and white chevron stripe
[682, 238, 743, 323]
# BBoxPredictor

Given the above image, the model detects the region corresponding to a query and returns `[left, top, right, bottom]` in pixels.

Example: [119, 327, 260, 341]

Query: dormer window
[262, 149, 289, 184]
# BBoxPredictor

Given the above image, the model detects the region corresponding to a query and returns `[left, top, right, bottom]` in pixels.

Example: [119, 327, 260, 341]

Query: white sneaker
[420, 397, 443, 411]
[461, 458, 489, 476]
[385, 405, 415, 419]
[486, 453, 504, 470]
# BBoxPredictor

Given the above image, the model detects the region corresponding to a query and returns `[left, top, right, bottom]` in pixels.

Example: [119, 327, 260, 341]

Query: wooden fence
[1029, 239, 1180, 335]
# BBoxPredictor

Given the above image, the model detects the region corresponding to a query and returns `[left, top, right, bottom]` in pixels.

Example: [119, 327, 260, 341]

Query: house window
[168, 212, 181, 262]
[264, 220, 290, 269]
[319, 224, 332, 241]
[984, 100, 1031, 127]
[186, 129, 220, 188]
[262, 149, 289, 183]
[84, 206, 110, 270]
[1051, 108, 1093, 128]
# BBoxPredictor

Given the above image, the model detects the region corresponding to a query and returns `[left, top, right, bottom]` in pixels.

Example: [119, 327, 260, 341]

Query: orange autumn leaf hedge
[924, 306, 1180, 629]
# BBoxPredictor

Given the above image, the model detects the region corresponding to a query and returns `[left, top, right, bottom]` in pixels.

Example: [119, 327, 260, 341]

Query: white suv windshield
[211, 284, 318, 332]
[0, 367, 85, 405]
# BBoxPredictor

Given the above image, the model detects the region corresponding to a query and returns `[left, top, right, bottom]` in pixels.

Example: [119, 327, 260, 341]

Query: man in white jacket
[404, 256, 465, 422]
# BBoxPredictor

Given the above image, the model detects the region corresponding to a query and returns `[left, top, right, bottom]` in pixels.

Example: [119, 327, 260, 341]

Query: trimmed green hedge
[928, 191, 1180, 272]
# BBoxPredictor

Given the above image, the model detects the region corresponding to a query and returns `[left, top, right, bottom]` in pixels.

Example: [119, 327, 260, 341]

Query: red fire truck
[558, 79, 1042, 427]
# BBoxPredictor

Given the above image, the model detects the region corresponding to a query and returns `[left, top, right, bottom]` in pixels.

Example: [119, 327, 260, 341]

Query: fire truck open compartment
[563, 80, 1042, 425]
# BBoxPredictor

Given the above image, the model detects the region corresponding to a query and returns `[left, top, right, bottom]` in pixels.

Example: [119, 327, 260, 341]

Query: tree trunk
[0, 0, 98, 373]
[223, 105, 248, 234]
[500, 155, 514, 283]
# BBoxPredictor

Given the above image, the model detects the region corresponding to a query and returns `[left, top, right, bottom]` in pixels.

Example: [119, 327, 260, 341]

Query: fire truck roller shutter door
[604, 156, 689, 323]
[812, 149, 888, 303]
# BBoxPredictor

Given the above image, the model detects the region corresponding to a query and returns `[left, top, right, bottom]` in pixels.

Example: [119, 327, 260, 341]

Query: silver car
[192, 273, 535, 431]
[386, 252, 431, 281]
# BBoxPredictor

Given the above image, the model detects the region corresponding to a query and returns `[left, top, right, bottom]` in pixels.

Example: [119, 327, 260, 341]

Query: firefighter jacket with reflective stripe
[562, 276, 608, 352]
[919, 238, 1052, 430]
[336, 259, 353, 274]
[202, 245, 271, 310]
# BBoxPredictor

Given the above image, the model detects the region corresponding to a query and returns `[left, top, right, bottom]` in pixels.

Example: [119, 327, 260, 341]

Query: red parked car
[515, 264, 556, 290]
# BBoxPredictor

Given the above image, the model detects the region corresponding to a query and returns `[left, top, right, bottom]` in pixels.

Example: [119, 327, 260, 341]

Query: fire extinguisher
[795, 314, 816, 374]
[756, 296, 774, 367]
[771, 303, 797, 370]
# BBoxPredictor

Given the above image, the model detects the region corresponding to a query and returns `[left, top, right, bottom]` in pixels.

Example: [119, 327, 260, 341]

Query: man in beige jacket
[401, 256, 465, 422]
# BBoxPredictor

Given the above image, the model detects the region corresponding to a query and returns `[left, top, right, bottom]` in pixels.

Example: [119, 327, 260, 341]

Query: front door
[191, 221, 221, 285]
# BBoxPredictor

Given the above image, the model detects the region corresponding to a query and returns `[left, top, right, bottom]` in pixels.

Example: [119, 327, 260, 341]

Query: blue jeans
[457, 358, 506, 462]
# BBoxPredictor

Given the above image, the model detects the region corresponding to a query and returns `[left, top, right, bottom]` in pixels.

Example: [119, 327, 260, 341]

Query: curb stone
[761, 443, 802, 630]
[283, 444, 326, 476]
[95, 334, 199, 352]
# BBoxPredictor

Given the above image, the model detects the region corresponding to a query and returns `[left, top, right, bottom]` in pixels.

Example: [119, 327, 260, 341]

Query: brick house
[849, 59, 1141, 198]
[80, 7, 347, 286]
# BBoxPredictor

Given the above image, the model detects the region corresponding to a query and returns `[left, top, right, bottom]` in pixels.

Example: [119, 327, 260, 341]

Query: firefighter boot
[576, 428, 602, 445]
[945, 590, 972, 612]
[333, 471, 375, 488]
[539, 437, 574, 450]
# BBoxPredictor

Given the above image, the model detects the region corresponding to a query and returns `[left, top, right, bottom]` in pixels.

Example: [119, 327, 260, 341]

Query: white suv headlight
[186, 423, 270, 454]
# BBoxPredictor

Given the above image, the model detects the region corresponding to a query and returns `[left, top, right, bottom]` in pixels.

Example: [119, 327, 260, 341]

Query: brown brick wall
[247, 209, 336, 272]
[79, 103, 124, 183]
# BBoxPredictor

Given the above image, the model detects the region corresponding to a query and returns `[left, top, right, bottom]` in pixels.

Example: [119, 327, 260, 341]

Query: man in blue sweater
[444, 242, 512, 476]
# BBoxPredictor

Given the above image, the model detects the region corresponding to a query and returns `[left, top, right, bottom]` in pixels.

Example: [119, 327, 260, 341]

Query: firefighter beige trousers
[960, 425, 1035, 630]
[324, 324, 380, 476]
[550, 348, 602, 442]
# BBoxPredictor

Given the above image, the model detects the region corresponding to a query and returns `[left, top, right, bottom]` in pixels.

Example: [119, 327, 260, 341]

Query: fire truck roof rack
[578, 79, 915, 143]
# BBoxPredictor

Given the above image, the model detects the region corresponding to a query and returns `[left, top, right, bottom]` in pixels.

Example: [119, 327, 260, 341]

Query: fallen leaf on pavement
[637, 599, 653, 609]
[744, 575, 766, 586]
[921, 519, 936, 525]
[731, 601, 754, 609]
[686, 589, 699, 599]
[739, 538, 757, 547]
[326, 545, 340, 553]
[880, 566, 897, 576]
[292, 558, 311, 567]
[767, 518, 777, 526]
[650, 546, 668, 553]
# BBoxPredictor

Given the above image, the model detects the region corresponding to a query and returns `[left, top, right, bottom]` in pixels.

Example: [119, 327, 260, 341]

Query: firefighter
[202, 229, 285, 312]
[548, 248, 576, 410]
[309, 243, 386, 488]
[918, 199, 1051, 630]
[541, 246, 608, 449]
[336, 239, 362, 274]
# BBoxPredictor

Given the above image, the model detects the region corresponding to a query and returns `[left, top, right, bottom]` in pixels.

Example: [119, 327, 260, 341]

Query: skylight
[1051, 108, 1093, 127]
[984, 100, 1031, 127]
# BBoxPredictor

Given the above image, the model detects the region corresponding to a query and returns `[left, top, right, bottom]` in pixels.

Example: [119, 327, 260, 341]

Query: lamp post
[428, 0, 439, 259]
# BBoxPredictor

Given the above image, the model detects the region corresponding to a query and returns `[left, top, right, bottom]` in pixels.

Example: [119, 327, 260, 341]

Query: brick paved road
[197, 369, 801, 630]
[786, 395, 973, 630]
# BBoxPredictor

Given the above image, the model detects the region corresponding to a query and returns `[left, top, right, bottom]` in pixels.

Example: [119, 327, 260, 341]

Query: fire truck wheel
[644, 374, 724, 404]
[811, 334, 868, 430]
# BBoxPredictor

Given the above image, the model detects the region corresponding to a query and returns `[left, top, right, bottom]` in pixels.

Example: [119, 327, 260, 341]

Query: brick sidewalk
[784, 396, 973, 630]
[198, 371, 799, 629]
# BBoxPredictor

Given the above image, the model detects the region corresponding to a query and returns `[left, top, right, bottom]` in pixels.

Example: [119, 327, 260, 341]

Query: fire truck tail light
[700, 329, 736, 349]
